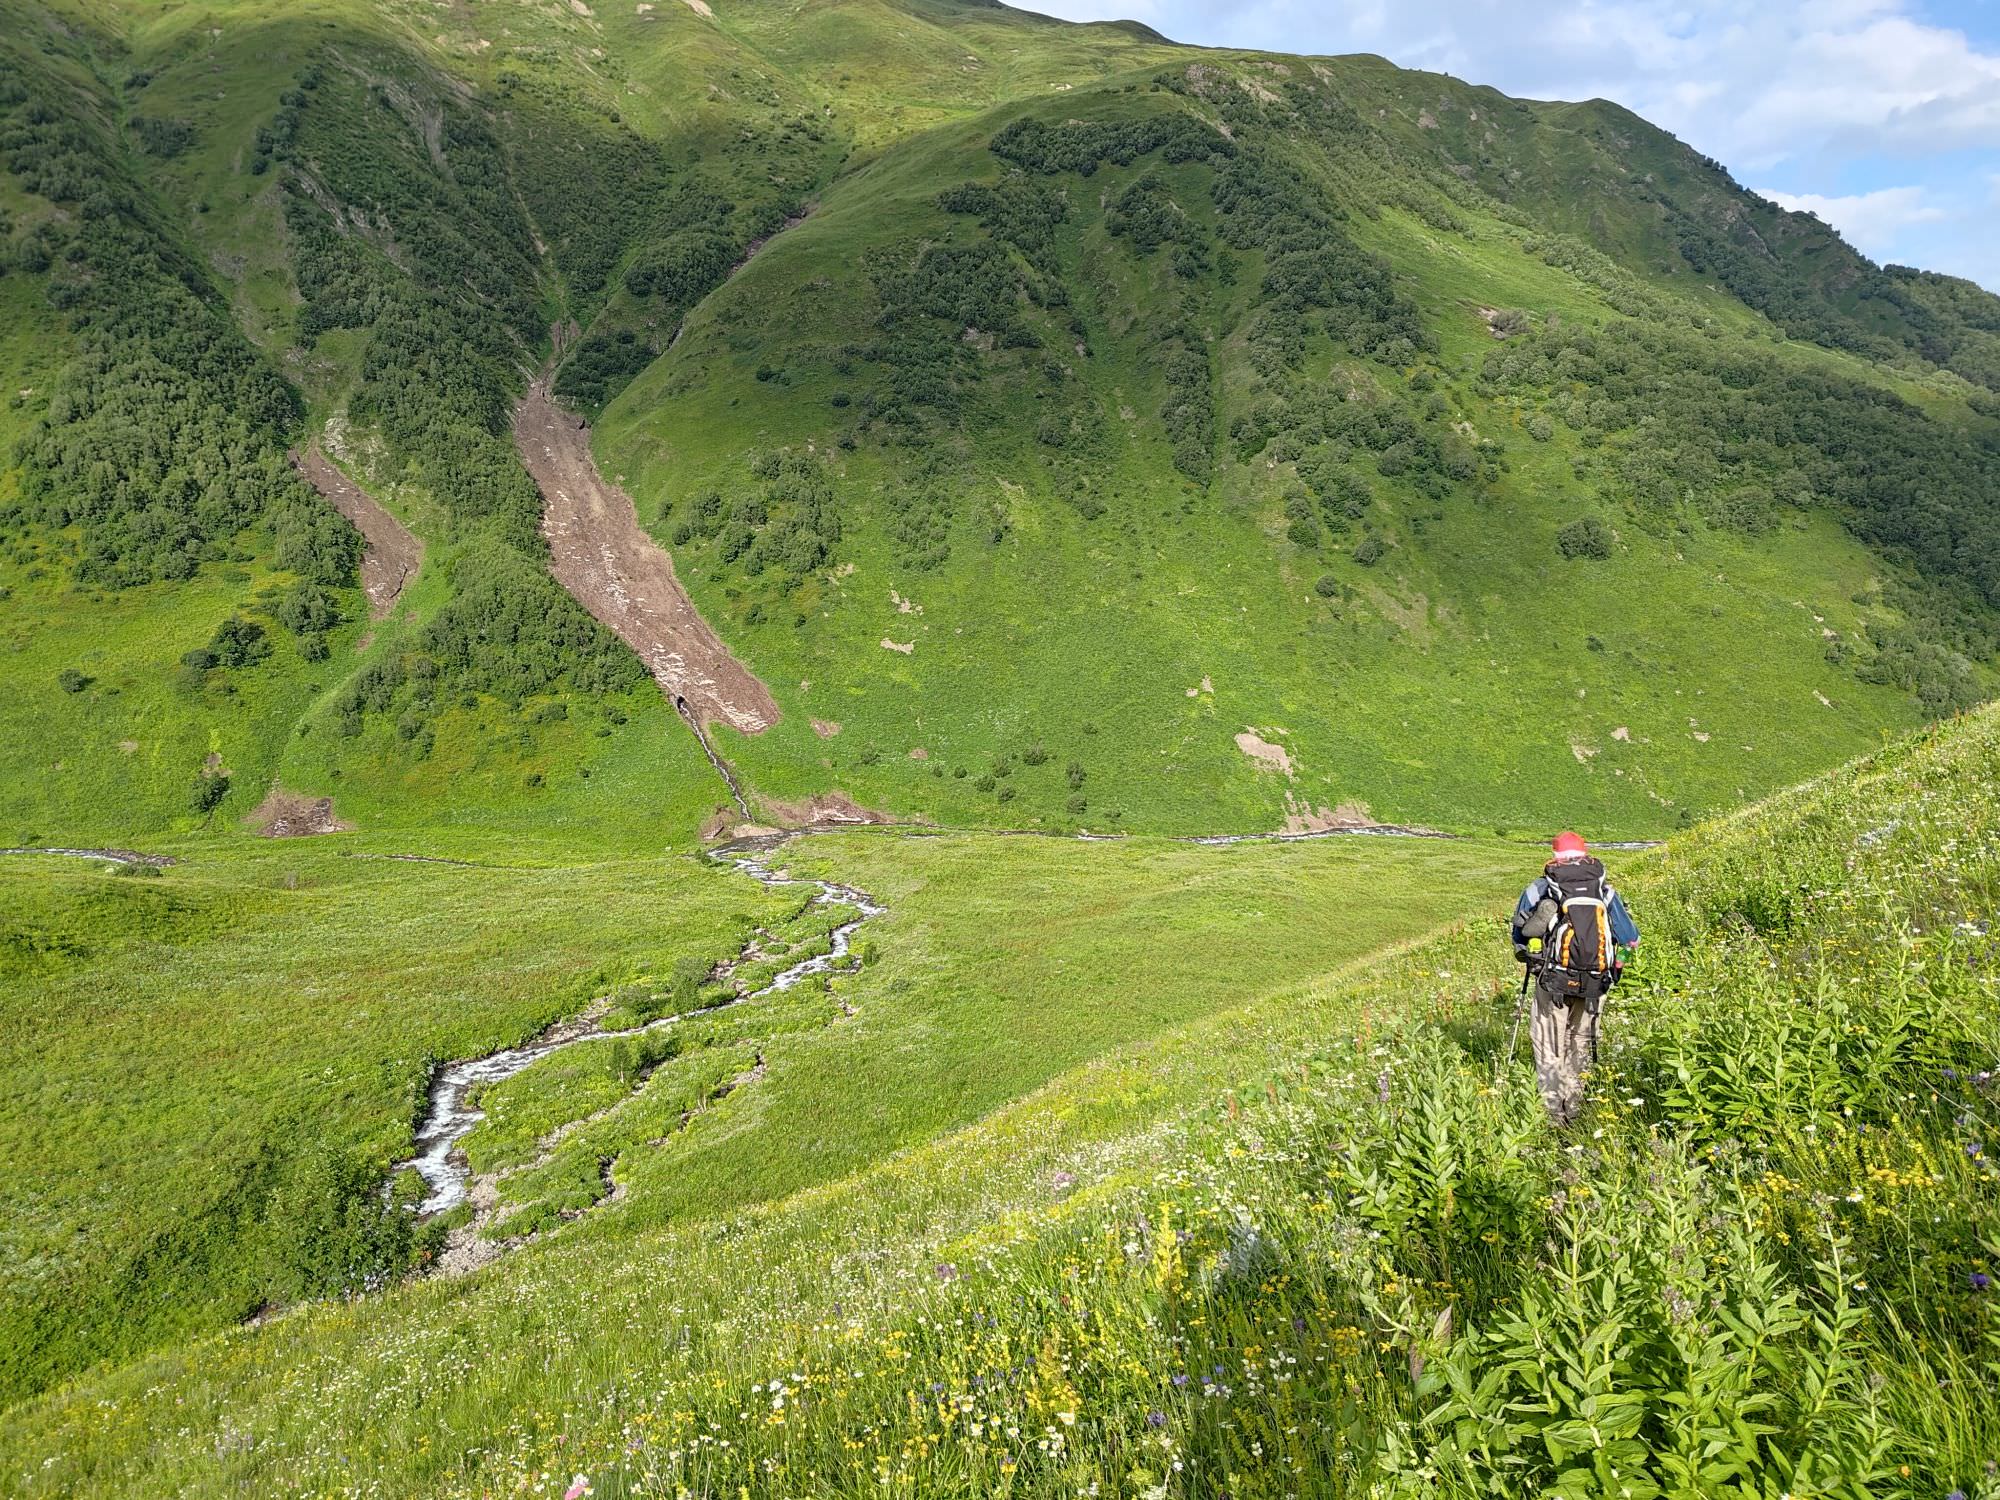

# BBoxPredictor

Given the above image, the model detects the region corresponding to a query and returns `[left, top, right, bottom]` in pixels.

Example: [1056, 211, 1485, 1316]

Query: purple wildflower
[935, 1262, 959, 1281]
[1146, 1410, 1168, 1429]
[1172, 1373, 1190, 1388]
[1970, 1272, 1992, 1291]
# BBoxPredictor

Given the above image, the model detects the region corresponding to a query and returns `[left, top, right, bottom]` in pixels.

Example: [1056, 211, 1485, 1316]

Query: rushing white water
[393, 838, 883, 1217]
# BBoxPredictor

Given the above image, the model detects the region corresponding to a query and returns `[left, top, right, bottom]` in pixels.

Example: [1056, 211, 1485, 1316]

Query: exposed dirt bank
[291, 446, 422, 619]
[513, 378, 780, 737]
[247, 788, 354, 838]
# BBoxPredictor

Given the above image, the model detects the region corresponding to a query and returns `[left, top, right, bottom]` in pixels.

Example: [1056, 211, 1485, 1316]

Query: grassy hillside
[6, 704, 1993, 1497]
[599, 65, 1993, 834]
[0, 823, 1519, 1403]
[1, 0, 1995, 846]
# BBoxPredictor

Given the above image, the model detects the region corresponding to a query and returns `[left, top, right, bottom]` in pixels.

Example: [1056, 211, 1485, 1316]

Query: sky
[1028, 0, 2000, 292]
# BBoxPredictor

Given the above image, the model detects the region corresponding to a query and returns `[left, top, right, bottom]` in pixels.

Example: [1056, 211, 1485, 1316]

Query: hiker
[1511, 831, 1640, 1125]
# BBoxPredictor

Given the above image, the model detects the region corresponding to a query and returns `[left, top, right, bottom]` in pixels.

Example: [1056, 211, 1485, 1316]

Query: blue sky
[1029, 0, 2000, 291]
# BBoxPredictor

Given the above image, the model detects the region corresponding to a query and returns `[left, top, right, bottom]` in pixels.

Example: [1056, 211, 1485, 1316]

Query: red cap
[1551, 830, 1588, 856]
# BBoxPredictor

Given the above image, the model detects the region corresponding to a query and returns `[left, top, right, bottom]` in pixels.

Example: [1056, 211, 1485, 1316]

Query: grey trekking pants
[1532, 981, 1600, 1126]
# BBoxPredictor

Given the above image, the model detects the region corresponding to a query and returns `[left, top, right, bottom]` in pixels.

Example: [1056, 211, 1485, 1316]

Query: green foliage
[328, 538, 645, 739]
[554, 329, 658, 412]
[988, 112, 1228, 177]
[1555, 514, 1614, 560]
[0, 60, 357, 589]
[1483, 318, 2000, 613]
[624, 226, 736, 305]
[127, 116, 195, 159]
[187, 768, 228, 814]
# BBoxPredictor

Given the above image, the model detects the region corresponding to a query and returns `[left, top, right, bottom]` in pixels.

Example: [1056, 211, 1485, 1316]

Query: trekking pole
[1505, 958, 1536, 1071]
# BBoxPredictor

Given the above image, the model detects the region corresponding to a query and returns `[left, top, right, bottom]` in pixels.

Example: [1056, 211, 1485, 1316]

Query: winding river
[394, 835, 884, 1217]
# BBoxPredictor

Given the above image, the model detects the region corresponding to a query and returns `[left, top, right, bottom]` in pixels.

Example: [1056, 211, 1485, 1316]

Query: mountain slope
[592, 58, 1999, 833]
[0, 0, 1995, 850]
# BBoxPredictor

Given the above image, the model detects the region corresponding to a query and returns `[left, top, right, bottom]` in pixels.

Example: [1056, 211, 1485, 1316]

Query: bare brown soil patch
[810, 718, 842, 738]
[760, 791, 897, 828]
[1278, 797, 1382, 834]
[515, 376, 779, 735]
[292, 446, 422, 619]
[1234, 730, 1294, 776]
[248, 788, 354, 838]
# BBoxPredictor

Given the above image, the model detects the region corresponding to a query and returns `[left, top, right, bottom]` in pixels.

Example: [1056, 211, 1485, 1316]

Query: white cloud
[1757, 185, 1947, 260]
[1032, 1, 2000, 168]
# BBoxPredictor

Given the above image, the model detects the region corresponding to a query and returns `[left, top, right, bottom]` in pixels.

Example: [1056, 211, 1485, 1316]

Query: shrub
[56, 669, 89, 694]
[1353, 535, 1387, 566]
[189, 771, 229, 815]
[1314, 574, 1340, 597]
[1556, 515, 1614, 560]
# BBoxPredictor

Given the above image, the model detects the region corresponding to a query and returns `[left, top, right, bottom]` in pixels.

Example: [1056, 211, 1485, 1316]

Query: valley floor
[3, 705, 1995, 1496]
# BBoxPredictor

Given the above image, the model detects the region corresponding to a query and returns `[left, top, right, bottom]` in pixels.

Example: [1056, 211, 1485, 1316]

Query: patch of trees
[1156, 322, 1214, 483]
[277, 58, 649, 716]
[500, 75, 669, 304]
[857, 237, 1041, 434]
[936, 175, 1068, 281]
[0, 68, 359, 590]
[128, 115, 194, 158]
[1209, 150, 1433, 368]
[1857, 626, 1985, 716]
[1556, 515, 1614, 560]
[1484, 318, 2000, 703]
[666, 452, 844, 587]
[622, 182, 740, 305]
[329, 539, 645, 748]
[988, 112, 1230, 177]
[1675, 212, 2000, 395]
[623, 226, 735, 304]
[555, 329, 657, 412]
[1484, 319, 2000, 607]
[878, 454, 959, 572]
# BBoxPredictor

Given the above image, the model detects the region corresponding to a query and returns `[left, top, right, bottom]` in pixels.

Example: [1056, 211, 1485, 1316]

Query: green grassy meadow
[0, 820, 1520, 1406]
[4, 704, 1993, 1498]
[0, 833, 794, 1398]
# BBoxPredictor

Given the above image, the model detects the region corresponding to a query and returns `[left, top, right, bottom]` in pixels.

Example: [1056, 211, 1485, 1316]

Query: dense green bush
[989, 112, 1229, 177]
[1555, 514, 1614, 560]
[555, 329, 658, 412]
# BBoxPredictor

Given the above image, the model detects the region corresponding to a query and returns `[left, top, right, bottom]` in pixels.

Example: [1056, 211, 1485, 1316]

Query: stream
[393, 835, 883, 1217]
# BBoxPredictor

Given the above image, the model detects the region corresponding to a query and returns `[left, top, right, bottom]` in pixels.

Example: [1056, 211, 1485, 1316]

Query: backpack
[1531, 856, 1614, 999]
